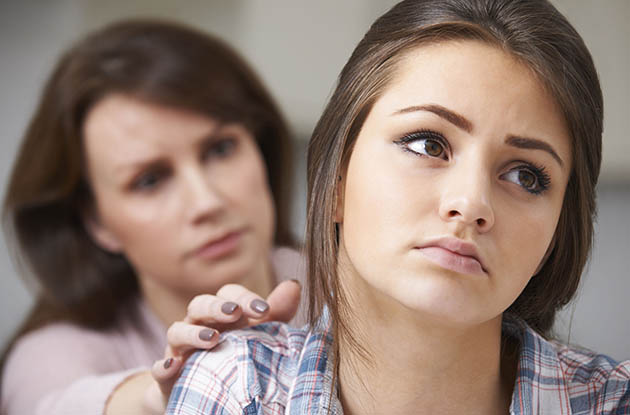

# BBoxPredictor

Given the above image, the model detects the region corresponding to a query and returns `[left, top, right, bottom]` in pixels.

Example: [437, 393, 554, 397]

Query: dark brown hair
[2, 19, 293, 339]
[306, 0, 602, 361]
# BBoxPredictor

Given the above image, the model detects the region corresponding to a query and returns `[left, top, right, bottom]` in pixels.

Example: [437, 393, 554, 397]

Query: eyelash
[394, 129, 450, 159]
[202, 136, 237, 161]
[503, 162, 551, 195]
[393, 130, 552, 195]
[130, 167, 169, 192]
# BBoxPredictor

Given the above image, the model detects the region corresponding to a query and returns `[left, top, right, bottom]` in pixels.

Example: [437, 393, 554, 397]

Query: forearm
[105, 370, 154, 415]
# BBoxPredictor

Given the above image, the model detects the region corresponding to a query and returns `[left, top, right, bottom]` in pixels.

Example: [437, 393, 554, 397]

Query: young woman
[166, 0, 630, 414]
[0, 20, 304, 414]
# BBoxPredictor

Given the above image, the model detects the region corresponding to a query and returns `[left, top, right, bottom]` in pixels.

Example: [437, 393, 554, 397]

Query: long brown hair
[2, 20, 293, 346]
[306, 0, 602, 367]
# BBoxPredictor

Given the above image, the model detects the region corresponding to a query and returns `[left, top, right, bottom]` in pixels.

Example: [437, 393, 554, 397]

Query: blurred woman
[1, 19, 303, 414]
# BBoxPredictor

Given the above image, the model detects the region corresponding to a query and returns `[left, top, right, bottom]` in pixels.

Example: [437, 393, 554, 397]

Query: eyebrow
[114, 157, 166, 179]
[114, 125, 225, 175]
[392, 103, 564, 168]
[392, 104, 473, 133]
[505, 136, 564, 167]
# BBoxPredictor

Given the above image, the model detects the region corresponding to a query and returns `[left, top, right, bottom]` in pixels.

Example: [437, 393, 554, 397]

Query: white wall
[552, 0, 630, 181]
[1, 1, 628, 360]
[554, 183, 630, 359]
[0, 0, 85, 350]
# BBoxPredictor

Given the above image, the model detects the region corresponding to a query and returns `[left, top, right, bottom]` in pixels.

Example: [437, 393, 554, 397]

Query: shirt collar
[503, 316, 572, 414]
[286, 322, 342, 414]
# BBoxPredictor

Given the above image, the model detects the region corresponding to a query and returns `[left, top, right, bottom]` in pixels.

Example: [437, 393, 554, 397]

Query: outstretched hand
[142, 279, 301, 413]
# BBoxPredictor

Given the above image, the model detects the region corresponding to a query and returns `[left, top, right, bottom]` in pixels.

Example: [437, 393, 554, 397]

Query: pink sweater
[1, 247, 305, 415]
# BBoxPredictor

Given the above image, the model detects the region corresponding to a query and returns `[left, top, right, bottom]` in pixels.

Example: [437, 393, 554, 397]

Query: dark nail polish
[250, 299, 269, 314]
[199, 328, 216, 342]
[164, 357, 173, 369]
[221, 301, 239, 315]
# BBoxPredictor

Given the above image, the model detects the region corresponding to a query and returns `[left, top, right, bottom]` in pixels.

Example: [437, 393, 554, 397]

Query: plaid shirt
[167, 317, 630, 414]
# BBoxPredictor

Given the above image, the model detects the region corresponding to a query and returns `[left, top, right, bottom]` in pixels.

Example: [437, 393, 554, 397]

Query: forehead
[84, 94, 216, 154]
[390, 40, 539, 100]
[363, 40, 571, 163]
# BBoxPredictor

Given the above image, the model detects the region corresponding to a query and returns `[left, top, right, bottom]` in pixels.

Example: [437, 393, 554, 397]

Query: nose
[181, 166, 225, 225]
[438, 161, 495, 233]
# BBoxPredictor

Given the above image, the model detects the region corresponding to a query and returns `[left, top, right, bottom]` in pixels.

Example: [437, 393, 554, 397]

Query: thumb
[265, 279, 301, 323]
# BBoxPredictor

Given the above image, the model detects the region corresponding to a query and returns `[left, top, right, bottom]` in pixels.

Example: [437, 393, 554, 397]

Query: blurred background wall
[0, 0, 628, 359]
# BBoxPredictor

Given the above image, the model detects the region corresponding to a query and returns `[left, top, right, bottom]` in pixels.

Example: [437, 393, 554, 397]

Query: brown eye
[395, 130, 450, 160]
[424, 139, 444, 157]
[518, 170, 536, 189]
[500, 164, 550, 195]
[406, 137, 448, 159]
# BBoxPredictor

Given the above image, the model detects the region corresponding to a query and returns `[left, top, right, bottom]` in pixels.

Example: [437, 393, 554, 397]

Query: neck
[138, 259, 275, 327]
[337, 278, 515, 415]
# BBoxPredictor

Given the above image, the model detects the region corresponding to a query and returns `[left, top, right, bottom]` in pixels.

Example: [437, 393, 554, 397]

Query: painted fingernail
[199, 329, 216, 342]
[290, 279, 301, 289]
[164, 357, 173, 369]
[221, 301, 239, 315]
[250, 299, 269, 314]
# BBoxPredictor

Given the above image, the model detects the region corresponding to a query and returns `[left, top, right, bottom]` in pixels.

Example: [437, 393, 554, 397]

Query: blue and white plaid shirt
[167, 317, 630, 414]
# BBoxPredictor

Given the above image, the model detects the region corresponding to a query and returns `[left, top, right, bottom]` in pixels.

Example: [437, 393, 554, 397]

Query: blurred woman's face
[336, 40, 572, 328]
[83, 94, 275, 298]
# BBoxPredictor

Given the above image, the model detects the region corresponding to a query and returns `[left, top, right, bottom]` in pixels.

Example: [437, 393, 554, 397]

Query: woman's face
[83, 94, 275, 297]
[337, 41, 571, 327]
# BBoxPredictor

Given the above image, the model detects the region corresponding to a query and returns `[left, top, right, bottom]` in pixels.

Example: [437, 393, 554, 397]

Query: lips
[193, 230, 243, 260]
[415, 237, 487, 276]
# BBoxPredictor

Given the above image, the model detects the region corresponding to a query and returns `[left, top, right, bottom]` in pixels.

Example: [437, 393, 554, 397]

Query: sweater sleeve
[270, 247, 308, 328]
[1, 323, 149, 415]
[34, 369, 143, 415]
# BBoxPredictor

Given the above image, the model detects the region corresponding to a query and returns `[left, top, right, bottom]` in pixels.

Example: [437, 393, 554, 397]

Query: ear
[83, 210, 122, 253]
[334, 175, 345, 223]
[533, 232, 557, 276]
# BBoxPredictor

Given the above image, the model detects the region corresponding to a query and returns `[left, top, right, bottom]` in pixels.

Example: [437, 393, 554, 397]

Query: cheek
[243, 158, 272, 203]
[342, 157, 391, 253]
[495, 200, 561, 280]
[218, 148, 275, 235]
[343, 157, 433, 248]
[98, 197, 174, 252]
[91, 174, 187, 253]
[341, 152, 436, 282]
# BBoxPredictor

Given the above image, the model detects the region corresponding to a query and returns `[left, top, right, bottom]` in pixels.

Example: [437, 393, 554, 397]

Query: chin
[393, 275, 493, 327]
[191, 257, 253, 290]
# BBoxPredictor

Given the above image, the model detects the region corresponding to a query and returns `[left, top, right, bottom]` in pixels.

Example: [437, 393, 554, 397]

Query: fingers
[215, 283, 271, 319]
[180, 281, 301, 343]
[266, 280, 301, 323]
[152, 356, 183, 394]
[186, 294, 244, 325]
[166, 321, 219, 356]
[145, 357, 183, 413]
